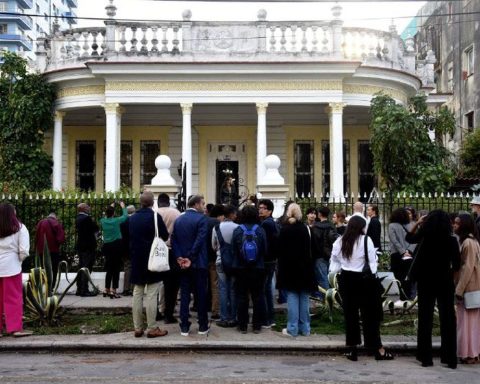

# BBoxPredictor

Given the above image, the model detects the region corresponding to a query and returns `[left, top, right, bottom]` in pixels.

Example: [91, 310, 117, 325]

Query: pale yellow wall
[197, 126, 256, 199]
[285, 125, 370, 197]
[63, 126, 169, 192]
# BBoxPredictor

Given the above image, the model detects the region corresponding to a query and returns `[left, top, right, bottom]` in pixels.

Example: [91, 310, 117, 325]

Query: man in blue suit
[171, 194, 209, 336]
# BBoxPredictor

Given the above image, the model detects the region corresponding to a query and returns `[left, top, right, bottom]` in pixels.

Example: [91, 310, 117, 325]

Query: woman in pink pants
[0, 203, 31, 337]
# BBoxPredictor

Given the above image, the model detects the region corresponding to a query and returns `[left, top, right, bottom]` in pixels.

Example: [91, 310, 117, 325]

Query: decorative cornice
[256, 102, 268, 114]
[57, 85, 105, 99]
[344, 84, 406, 103]
[106, 80, 343, 92]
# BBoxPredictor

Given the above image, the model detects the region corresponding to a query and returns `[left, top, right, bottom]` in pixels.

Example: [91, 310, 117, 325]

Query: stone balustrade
[35, 7, 434, 86]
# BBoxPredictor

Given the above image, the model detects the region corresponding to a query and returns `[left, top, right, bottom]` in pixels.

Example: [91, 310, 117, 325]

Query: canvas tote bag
[148, 211, 170, 273]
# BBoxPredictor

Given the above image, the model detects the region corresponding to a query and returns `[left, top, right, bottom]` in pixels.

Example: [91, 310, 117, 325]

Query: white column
[327, 103, 345, 200]
[181, 103, 193, 199]
[52, 111, 65, 190]
[104, 103, 122, 191]
[256, 102, 268, 185]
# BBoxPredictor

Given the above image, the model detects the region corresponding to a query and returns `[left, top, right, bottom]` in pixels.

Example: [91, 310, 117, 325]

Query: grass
[25, 311, 134, 335]
[272, 306, 440, 336]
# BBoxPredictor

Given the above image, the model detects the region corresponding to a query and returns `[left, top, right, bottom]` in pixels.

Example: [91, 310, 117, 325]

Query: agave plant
[23, 238, 98, 325]
[314, 272, 343, 322]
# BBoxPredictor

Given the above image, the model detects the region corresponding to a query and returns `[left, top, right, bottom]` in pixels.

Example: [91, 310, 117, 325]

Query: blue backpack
[239, 224, 259, 264]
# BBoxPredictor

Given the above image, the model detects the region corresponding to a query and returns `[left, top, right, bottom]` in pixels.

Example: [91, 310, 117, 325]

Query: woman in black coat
[406, 209, 461, 369]
[276, 203, 316, 337]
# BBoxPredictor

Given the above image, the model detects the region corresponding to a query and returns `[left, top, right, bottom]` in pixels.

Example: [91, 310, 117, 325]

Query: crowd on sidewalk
[1, 193, 480, 369]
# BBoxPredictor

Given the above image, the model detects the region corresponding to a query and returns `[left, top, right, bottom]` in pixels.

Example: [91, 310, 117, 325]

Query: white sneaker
[261, 324, 271, 329]
[282, 328, 294, 337]
[198, 328, 210, 335]
[180, 331, 189, 337]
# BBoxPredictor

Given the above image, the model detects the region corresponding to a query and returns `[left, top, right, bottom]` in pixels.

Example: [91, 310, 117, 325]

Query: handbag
[362, 235, 385, 297]
[148, 212, 170, 273]
[464, 290, 480, 309]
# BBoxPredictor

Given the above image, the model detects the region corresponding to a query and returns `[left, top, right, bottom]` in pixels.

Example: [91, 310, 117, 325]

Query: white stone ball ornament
[151, 155, 176, 186]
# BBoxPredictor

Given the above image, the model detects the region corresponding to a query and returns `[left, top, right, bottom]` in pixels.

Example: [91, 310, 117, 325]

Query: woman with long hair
[330, 215, 393, 361]
[453, 213, 480, 364]
[406, 209, 460, 369]
[276, 203, 316, 337]
[0, 203, 31, 337]
[388, 208, 415, 300]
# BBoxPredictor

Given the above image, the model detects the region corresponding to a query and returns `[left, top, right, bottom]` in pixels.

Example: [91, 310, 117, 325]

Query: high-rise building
[0, 0, 77, 62]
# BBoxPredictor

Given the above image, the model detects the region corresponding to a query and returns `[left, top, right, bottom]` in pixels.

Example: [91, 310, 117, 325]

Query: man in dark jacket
[366, 204, 382, 252]
[231, 205, 267, 334]
[35, 212, 66, 290]
[171, 195, 210, 336]
[75, 203, 99, 297]
[129, 191, 169, 338]
[311, 206, 337, 301]
[471, 197, 480, 235]
[258, 199, 278, 328]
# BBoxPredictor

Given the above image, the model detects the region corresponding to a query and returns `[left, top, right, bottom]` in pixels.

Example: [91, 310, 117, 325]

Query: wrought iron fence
[1, 191, 476, 271]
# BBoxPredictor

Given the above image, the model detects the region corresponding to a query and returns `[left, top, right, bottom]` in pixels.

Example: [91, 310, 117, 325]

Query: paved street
[0, 352, 478, 384]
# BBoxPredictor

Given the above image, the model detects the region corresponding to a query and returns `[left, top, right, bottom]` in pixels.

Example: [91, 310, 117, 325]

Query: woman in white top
[330, 216, 393, 361]
[0, 203, 31, 337]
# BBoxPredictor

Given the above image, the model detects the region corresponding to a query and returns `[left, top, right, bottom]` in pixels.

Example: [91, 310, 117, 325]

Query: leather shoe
[146, 327, 168, 338]
[134, 329, 144, 338]
[164, 317, 178, 324]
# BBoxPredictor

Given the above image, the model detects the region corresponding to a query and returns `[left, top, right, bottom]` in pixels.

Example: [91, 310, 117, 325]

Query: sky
[76, 0, 426, 34]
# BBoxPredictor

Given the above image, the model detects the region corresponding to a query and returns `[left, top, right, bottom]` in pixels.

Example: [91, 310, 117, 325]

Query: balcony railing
[66, 0, 78, 8]
[0, 34, 33, 50]
[17, 0, 33, 9]
[0, 13, 33, 30]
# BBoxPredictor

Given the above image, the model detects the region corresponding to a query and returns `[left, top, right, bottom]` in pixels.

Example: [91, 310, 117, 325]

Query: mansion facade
[38, 3, 438, 204]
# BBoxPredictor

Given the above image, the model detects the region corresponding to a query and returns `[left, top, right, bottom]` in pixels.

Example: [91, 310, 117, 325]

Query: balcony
[67, 0, 78, 8]
[63, 11, 77, 24]
[17, 0, 33, 9]
[0, 34, 33, 50]
[0, 13, 33, 30]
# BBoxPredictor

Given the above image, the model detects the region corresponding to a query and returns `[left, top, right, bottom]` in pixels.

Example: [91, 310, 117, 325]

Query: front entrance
[207, 142, 247, 205]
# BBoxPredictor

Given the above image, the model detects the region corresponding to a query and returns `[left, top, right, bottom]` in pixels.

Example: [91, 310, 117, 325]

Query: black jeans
[76, 249, 96, 294]
[338, 270, 382, 351]
[164, 250, 181, 318]
[235, 268, 265, 330]
[103, 240, 123, 290]
[390, 253, 413, 300]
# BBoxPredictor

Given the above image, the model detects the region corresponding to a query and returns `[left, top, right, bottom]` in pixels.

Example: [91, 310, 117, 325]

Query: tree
[369, 93, 455, 193]
[0, 51, 56, 192]
[459, 128, 480, 178]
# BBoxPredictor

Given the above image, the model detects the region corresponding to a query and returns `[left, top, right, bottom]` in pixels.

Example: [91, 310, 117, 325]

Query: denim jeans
[263, 262, 276, 325]
[216, 263, 236, 322]
[285, 290, 311, 336]
[314, 258, 330, 300]
[179, 268, 209, 332]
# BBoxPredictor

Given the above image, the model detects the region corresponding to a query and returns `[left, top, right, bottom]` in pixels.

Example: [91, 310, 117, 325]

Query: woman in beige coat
[453, 213, 480, 364]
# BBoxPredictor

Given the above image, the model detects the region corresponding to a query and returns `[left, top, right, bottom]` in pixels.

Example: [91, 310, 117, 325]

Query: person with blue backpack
[231, 205, 267, 334]
[212, 205, 239, 328]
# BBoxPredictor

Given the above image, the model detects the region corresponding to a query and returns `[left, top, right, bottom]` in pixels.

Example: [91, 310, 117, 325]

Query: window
[0, 2, 7, 12]
[464, 46, 474, 77]
[322, 140, 350, 198]
[358, 141, 375, 201]
[0, 24, 8, 34]
[76, 141, 96, 191]
[103, 141, 133, 188]
[447, 62, 454, 91]
[294, 141, 314, 198]
[140, 141, 160, 186]
[36, 4, 40, 14]
[465, 111, 474, 132]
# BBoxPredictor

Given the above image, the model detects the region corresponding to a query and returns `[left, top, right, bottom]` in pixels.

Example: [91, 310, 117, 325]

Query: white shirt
[212, 220, 239, 264]
[0, 224, 30, 277]
[329, 234, 378, 274]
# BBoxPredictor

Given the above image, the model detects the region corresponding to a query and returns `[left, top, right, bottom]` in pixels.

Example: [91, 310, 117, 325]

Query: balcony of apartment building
[66, 0, 78, 8]
[16, 0, 33, 9]
[0, 33, 32, 50]
[0, 5, 33, 30]
[63, 10, 77, 24]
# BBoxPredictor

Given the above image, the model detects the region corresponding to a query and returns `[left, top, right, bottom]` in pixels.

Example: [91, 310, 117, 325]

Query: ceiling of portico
[62, 103, 371, 127]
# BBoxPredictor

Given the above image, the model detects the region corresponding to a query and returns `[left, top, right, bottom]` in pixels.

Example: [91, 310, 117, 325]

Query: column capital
[54, 110, 66, 120]
[104, 103, 121, 114]
[181, 103, 193, 114]
[326, 102, 346, 114]
[256, 102, 268, 114]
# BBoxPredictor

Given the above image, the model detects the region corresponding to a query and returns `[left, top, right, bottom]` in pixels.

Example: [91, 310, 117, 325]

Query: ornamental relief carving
[344, 84, 406, 102]
[192, 26, 256, 52]
[57, 85, 105, 99]
[106, 80, 343, 92]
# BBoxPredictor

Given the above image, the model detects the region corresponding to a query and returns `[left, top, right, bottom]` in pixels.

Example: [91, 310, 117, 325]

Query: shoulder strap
[363, 235, 371, 273]
[153, 210, 159, 238]
[252, 224, 259, 232]
[215, 225, 225, 245]
[239, 224, 247, 232]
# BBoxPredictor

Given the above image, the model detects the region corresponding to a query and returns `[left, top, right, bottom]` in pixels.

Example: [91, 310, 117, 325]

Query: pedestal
[256, 184, 291, 219]
[144, 185, 181, 208]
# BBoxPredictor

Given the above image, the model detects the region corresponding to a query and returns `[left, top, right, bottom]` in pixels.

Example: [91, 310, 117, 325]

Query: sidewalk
[0, 295, 438, 353]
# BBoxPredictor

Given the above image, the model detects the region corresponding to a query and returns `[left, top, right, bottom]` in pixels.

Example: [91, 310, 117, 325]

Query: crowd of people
[0, 194, 480, 368]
